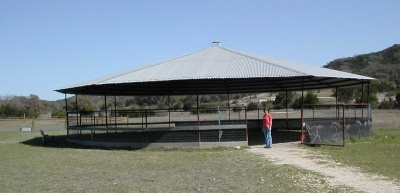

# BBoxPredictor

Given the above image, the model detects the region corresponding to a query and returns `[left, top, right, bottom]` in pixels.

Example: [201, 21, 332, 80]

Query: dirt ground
[248, 142, 400, 193]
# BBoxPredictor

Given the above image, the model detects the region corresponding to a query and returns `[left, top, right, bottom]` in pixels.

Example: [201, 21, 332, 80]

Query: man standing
[262, 108, 273, 148]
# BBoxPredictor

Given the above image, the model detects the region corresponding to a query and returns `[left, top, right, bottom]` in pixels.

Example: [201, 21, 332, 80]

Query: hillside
[324, 44, 400, 92]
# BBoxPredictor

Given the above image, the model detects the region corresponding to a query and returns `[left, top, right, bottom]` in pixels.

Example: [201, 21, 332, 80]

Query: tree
[261, 100, 274, 109]
[52, 109, 66, 117]
[379, 98, 395, 109]
[354, 88, 378, 104]
[26, 94, 41, 115]
[67, 95, 95, 112]
[273, 92, 295, 109]
[172, 101, 183, 110]
[303, 92, 319, 105]
[290, 92, 319, 109]
[124, 97, 136, 107]
[247, 102, 259, 111]
[395, 92, 400, 108]
[334, 87, 356, 103]
[182, 101, 196, 111]
[291, 97, 302, 109]
[0, 104, 18, 117]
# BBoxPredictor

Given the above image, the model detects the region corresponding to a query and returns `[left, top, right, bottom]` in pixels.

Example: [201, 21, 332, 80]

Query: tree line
[0, 94, 63, 118]
[2, 89, 400, 118]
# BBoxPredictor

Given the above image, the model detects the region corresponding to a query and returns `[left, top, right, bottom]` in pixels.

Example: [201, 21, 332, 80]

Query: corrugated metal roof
[56, 45, 375, 96]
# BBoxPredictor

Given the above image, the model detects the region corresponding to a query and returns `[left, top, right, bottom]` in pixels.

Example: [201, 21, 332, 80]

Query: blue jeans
[263, 128, 272, 148]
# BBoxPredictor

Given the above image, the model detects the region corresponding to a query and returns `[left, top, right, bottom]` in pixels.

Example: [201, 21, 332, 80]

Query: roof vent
[212, 41, 221, 47]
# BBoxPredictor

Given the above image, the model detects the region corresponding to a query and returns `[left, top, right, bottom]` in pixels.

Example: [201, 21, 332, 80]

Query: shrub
[183, 101, 196, 111]
[379, 98, 395, 109]
[247, 102, 259, 111]
[52, 109, 66, 117]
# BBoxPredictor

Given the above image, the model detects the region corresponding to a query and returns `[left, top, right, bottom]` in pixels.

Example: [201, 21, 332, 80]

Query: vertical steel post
[114, 95, 117, 129]
[301, 105, 304, 144]
[301, 79, 304, 129]
[228, 93, 230, 122]
[342, 104, 346, 147]
[361, 81, 364, 117]
[286, 91, 288, 130]
[145, 110, 148, 128]
[336, 87, 339, 119]
[367, 83, 371, 120]
[168, 95, 171, 127]
[301, 80, 304, 143]
[104, 95, 108, 133]
[197, 94, 200, 142]
[75, 94, 78, 126]
[301, 80, 304, 106]
[141, 111, 144, 129]
[245, 106, 248, 142]
[197, 94, 199, 125]
[65, 94, 69, 136]
[367, 83, 370, 104]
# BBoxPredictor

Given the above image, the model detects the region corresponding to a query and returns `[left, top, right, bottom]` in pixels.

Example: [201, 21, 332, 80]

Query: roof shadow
[21, 130, 302, 150]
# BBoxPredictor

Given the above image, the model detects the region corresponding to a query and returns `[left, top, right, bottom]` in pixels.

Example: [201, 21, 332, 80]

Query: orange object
[299, 134, 306, 141]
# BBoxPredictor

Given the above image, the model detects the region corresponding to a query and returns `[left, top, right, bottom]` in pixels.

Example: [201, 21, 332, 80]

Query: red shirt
[263, 113, 272, 128]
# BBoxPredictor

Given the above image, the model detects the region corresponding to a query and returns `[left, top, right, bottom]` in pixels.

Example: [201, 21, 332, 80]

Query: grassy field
[1, 110, 399, 192]
[304, 109, 400, 182]
[306, 128, 400, 181]
[0, 130, 351, 193]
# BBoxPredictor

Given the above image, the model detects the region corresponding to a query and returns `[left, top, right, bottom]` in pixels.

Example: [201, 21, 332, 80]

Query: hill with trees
[323, 44, 400, 109]
[324, 44, 400, 93]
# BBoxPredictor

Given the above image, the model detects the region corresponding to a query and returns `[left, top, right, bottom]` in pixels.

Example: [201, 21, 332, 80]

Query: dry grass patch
[0, 130, 349, 193]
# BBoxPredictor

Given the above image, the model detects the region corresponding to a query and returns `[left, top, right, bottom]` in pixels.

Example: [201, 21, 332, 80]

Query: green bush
[379, 98, 395, 109]
[52, 109, 66, 117]
[247, 102, 259, 111]
[273, 92, 295, 109]
[183, 101, 196, 111]
[232, 106, 244, 112]
[0, 104, 39, 118]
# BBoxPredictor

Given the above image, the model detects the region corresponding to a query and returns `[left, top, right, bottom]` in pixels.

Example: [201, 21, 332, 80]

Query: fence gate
[301, 104, 372, 146]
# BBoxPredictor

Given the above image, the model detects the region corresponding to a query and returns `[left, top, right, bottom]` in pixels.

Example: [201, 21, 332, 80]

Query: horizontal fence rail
[66, 106, 247, 129]
[65, 106, 249, 144]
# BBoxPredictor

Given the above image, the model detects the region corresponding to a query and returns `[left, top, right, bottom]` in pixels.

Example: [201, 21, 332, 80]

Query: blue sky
[1, 0, 399, 101]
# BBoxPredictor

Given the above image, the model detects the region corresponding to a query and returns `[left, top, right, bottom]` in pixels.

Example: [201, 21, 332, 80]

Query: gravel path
[248, 142, 400, 193]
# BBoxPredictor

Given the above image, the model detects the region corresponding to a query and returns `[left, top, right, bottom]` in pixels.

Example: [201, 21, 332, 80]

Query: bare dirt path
[248, 142, 400, 193]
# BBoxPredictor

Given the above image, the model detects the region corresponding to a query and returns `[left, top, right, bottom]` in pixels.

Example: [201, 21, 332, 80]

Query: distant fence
[0, 117, 66, 131]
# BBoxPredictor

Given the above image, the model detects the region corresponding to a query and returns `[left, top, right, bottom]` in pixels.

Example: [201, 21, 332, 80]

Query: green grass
[0, 131, 350, 193]
[306, 128, 400, 181]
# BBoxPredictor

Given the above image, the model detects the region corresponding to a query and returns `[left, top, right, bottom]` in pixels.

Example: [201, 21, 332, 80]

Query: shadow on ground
[248, 130, 302, 146]
[20, 129, 302, 150]
[19, 135, 137, 150]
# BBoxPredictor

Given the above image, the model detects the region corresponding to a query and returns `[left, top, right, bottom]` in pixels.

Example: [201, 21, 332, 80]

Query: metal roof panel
[56, 45, 375, 95]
